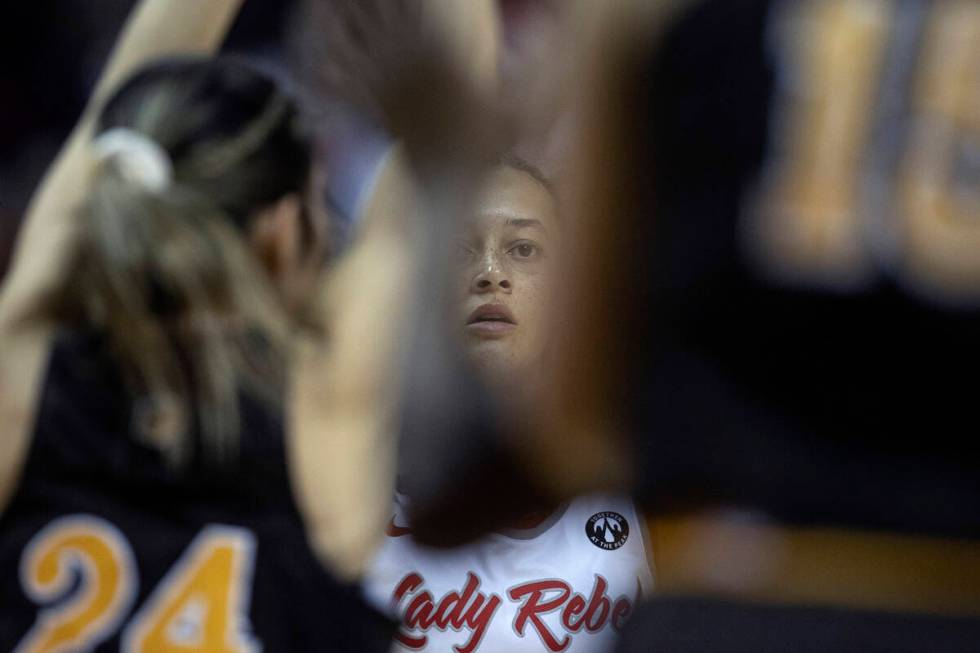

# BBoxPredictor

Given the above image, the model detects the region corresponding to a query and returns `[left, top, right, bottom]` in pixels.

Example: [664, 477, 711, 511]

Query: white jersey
[363, 493, 653, 653]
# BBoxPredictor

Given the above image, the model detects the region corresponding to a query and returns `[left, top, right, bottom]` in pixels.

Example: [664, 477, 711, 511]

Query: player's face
[456, 166, 559, 381]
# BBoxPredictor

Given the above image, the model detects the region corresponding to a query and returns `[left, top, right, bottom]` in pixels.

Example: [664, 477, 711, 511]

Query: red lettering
[456, 592, 501, 653]
[561, 594, 588, 632]
[394, 573, 424, 603]
[613, 578, 643, 631]
[583, 576, 611, 632]
[509, 580, 572, 652]
[394, 631, 428, 650]
[387, 516, 413, 537]
[612, 598, 632, 631]
[391, 572, 500, 653]
[436, 572, 477, 629]
[393, 573, 428, 649]
[406, 590, 437, 629]
[393, 572, 636, 652]
[434, 590, 463, 628]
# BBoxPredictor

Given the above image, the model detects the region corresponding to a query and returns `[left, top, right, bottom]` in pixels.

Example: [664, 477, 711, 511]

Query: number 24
[15, 514, 259, 653]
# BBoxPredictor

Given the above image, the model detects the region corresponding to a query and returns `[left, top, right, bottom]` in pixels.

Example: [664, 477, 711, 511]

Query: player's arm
[0, 0, 244, 334]
[290, 148, 419, 581]
[288, 0, 501, 579]
[0, 0, 246, 512]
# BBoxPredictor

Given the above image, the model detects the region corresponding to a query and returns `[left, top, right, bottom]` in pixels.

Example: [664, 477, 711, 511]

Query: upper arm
[0, 324, 53, 514]
[0, 125, 94, 330]
[288, 149, 420, 581]
[0, 131, 87, 514]
[0, 2, 246, 502]
[0, 0, 244, 330]
[422, 0, 501, 93]
[288, 0, 498, 578]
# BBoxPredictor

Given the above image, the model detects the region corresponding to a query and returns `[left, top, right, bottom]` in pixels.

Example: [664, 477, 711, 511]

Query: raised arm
[0, 0, 245, 332]
[290, 147, 420, 581]
[0, 0, 245, 512]
[288, 0, 502, 579]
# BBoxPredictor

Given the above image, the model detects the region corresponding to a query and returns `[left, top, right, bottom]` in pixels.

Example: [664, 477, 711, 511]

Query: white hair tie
[92, 128, 173, 193]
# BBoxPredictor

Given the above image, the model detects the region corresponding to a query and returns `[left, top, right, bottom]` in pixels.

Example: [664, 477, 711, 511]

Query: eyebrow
[506, 218, 547, 232]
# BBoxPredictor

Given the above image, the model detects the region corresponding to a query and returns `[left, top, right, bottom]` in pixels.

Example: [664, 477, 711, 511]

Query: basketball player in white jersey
[363, 159, 654, 653]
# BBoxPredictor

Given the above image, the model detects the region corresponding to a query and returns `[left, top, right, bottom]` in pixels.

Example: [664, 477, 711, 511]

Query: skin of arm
[0, 0, 245, 513]
[421, 0, 500, 95]
[523, 0, 692, 501]
[288, 0, 501, 579]
[290, 148, 420, 581]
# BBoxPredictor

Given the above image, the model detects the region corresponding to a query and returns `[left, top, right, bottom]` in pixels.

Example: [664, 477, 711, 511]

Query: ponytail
[77, 155, 291, 463]
[57, 57, 312, 465]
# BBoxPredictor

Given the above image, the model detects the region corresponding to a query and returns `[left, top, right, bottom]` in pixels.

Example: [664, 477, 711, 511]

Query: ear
[249, 194, 303, 285]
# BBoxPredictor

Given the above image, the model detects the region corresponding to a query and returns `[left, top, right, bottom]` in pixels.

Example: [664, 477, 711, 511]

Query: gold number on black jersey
[15, 515, 137, 653]
[15, 516, 259, 653]
[751, 0, 980, 303]
[897, 1, 980, 300]
[122, 526, 259, 653]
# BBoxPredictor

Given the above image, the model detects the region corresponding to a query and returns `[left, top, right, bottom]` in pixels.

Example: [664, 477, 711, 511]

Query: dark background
[0, 0, 298, 279]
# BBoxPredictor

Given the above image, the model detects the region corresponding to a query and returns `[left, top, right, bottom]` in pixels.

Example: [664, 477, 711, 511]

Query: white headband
[92, 128, 173, 193]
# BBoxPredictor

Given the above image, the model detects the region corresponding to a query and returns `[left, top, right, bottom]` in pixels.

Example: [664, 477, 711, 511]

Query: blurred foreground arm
[289, 0, 502, 577]
[0, 0, 245, 331]
[291, 149, 419, 581]
[385, 0, 706, 545]
[0, 0, 245, 510]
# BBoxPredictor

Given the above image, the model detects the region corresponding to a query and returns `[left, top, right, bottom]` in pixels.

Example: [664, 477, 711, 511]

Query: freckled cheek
[512, 273, 549, 339]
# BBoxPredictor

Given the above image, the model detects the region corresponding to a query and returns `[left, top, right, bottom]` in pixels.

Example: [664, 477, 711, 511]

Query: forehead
[467, 166, 558, 234]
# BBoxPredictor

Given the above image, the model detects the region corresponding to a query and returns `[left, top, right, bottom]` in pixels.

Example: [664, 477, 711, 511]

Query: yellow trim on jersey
[648, 514, 980, 617]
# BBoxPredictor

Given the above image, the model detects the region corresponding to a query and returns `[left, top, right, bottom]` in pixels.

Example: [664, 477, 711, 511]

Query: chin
[466, 341, 522, 380]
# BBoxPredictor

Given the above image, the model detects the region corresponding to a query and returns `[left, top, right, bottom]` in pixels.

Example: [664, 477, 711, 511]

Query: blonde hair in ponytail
[66, 57, 313, 465]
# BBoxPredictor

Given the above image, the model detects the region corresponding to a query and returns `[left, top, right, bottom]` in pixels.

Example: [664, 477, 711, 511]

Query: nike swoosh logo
[386, 516, 412, 537]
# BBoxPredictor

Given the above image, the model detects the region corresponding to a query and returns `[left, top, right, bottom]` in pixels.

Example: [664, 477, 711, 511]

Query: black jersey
[0, 330, 394, 652]
[620, 0, 980, 537]
[615, 597, 980, 653]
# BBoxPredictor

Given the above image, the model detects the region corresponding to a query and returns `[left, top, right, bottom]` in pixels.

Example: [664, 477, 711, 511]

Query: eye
[509, 241, 541, 260]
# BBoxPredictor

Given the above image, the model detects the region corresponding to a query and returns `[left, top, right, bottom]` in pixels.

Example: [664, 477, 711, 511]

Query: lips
[465, 303, 518, 337]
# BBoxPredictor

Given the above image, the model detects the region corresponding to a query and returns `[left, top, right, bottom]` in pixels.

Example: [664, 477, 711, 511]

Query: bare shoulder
[0, 316, 53, 513]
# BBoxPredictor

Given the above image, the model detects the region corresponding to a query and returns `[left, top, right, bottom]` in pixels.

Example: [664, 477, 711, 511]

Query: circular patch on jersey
[585, 511, 629, 550]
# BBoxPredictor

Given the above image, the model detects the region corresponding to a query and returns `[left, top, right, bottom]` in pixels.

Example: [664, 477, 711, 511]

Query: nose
[471, 256, 512, 294]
